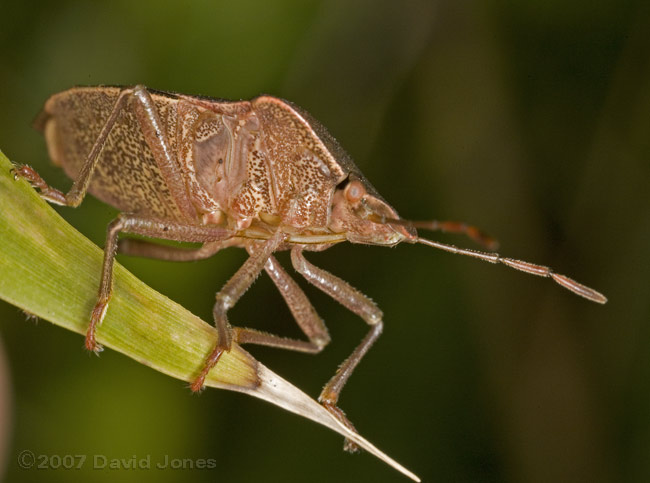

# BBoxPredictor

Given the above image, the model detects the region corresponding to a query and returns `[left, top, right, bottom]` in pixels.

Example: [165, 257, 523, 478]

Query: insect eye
[345, 180, 365, 203]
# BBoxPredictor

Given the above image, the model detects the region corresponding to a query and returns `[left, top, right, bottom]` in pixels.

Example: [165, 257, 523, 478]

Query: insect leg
[119, 237, 331, 356]
[86, 215, 233, 352]
[118, 233, 331, 378]
[225, 251, 331, 353]
[127, 86, 196, 218]
[260, 254, 331, 350]
[16, 86, 196, 218]
[117, 239, 232, 262]
[14, 88, 132, 206]
[291, 246, 383, 452]
[190, 231, 287, 392]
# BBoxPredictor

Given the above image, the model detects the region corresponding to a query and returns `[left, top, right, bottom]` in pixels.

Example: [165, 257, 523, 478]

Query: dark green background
[1, 1, 648, 482]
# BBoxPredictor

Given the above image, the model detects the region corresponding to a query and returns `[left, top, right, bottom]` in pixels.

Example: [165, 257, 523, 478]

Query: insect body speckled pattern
[14, 85, 607, 454]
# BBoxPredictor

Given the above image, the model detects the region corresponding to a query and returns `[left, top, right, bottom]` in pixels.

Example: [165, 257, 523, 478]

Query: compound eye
[344, 180, 366, 203]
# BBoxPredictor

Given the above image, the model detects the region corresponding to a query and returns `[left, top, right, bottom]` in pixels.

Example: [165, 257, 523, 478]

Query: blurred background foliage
[0, 0, 648, 481]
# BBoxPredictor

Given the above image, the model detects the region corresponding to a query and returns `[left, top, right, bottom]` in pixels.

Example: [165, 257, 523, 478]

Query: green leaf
[0, 150, 419, 481]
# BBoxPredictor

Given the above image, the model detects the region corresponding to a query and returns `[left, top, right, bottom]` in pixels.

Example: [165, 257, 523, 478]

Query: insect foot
[12, 163, 67, 205]
[85, 299, 109, 353]
[320, 396, 361, 453]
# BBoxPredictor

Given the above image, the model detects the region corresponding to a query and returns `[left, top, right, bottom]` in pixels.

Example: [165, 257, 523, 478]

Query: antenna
[414, 236, 607, 304]
[384, 217, 498, 249]
[368, 214, 606, 303]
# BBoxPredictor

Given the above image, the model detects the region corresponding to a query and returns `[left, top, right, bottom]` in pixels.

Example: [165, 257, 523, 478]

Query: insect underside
[14, 85, 607, 468]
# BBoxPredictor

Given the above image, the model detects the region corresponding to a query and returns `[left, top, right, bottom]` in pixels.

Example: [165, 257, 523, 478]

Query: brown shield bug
[14, 84, 607, 452]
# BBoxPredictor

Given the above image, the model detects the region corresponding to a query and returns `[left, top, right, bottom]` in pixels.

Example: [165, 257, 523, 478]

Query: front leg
[291, 247, 383, 452]
[86, 215, 233, 352]
[190, 231, 287, 392]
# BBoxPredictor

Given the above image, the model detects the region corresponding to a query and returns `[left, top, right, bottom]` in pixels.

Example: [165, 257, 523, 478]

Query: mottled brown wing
[38, 86, 186, 220]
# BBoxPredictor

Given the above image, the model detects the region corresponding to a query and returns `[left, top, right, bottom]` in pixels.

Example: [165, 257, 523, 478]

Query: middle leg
[190, 231, 287, 392]
[119, 238, 332, 353]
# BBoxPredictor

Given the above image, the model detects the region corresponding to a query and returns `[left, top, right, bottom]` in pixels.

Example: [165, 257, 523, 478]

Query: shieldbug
[14, 84, 607, 451]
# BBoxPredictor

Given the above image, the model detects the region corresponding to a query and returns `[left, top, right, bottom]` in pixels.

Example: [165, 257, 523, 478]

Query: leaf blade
[0, 150, 419, 481]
